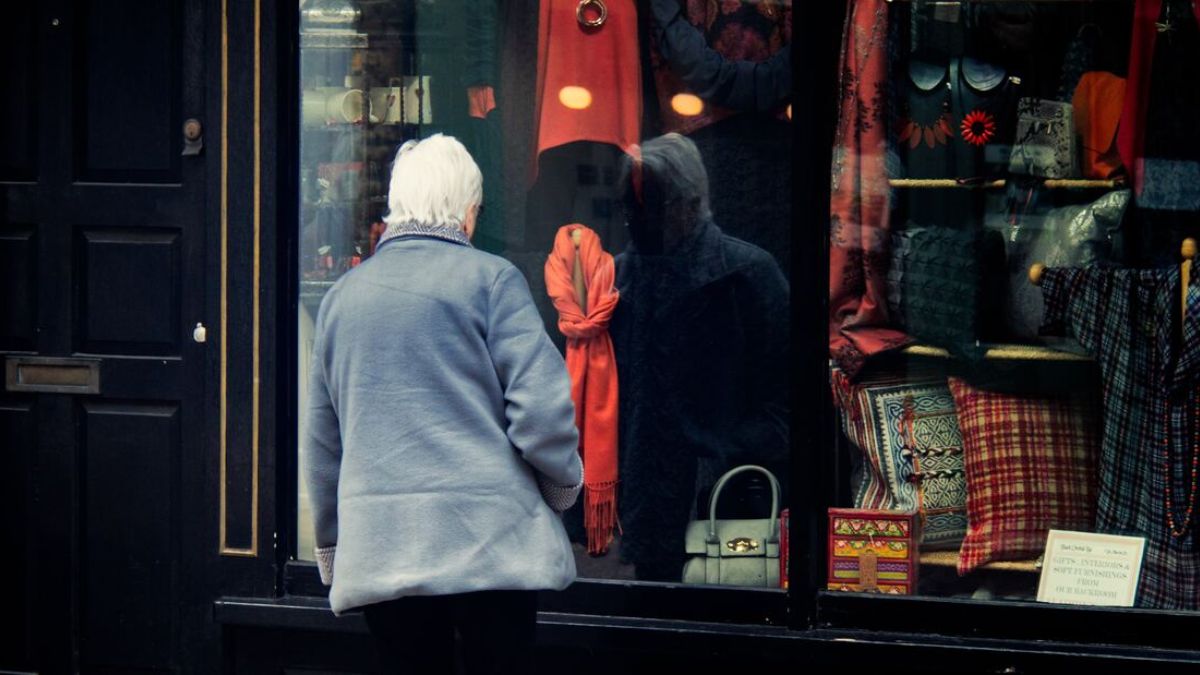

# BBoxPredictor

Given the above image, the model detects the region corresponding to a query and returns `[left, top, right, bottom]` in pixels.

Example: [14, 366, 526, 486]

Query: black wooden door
[1, 0, 206, 672]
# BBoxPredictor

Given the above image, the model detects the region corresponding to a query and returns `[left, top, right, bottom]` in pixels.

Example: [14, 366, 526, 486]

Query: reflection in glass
[295, 0, 794, 591]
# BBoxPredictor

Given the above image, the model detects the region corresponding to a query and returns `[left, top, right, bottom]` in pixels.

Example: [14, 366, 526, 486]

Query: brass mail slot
[5, 357, 101, 394]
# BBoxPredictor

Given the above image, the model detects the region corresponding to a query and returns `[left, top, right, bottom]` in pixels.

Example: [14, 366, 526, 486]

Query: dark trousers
[362, 590, 538, 675]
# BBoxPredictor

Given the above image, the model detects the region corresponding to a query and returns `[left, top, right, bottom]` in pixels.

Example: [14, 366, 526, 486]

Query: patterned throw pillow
[948, 377, 1099, 575]
[835, 371, 968, 550]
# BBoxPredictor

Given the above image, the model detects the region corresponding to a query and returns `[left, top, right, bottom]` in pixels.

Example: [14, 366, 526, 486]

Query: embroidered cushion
[835, 371, 968, 550]
[948, 377, 1099, 575]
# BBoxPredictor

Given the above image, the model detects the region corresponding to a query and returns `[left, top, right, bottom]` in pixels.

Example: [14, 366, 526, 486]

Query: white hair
[383, 134, 482, 228]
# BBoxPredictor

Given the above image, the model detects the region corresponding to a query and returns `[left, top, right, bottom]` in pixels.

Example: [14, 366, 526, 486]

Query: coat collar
[376, 220, 472, 249]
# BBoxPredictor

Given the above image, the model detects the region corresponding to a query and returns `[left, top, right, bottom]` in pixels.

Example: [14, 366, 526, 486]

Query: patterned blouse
[1042, 267, 1200, 609]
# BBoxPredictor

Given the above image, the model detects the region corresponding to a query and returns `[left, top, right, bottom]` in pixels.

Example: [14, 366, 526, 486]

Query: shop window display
[295, 0, 793, 590]
[830, 0, 1200, 611]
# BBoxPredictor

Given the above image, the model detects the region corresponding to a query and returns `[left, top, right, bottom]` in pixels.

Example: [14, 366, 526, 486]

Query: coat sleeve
[300, 304, 342, 585]
[649, 0, 792, 113]
[486, 266, 583, 509]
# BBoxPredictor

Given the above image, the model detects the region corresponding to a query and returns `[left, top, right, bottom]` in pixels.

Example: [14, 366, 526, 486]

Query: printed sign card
[1036, 530, 1146, 607]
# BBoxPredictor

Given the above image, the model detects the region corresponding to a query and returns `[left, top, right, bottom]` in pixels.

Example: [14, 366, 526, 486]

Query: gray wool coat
[302, 224, 583, 615]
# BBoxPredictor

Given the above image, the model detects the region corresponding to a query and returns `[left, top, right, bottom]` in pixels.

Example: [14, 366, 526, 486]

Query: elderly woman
[302, 134, 582, 674]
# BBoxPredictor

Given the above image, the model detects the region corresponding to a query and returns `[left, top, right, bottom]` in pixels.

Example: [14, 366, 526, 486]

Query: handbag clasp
[726, 537, 759, 553]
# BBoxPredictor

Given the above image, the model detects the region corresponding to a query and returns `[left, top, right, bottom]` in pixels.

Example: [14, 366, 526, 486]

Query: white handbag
[682, 465, 782, 587]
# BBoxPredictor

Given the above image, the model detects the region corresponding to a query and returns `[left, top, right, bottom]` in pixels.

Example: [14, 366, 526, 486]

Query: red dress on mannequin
[534, 0, 642, 178]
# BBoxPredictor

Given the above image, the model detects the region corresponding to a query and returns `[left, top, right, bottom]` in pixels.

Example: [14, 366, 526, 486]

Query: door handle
[5, 356, 101, 394]
[182, 118, 203, 156]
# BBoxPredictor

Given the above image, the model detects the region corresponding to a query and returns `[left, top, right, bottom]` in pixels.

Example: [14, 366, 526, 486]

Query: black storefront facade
[6, 1, 1200, 673]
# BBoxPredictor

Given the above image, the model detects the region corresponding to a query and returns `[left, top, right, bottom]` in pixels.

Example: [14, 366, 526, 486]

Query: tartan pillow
[948, 377, 1099, 575]
[834, 369, 968, 550]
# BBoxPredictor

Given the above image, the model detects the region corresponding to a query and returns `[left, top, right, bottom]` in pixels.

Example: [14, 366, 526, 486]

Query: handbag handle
[705, 465, 781, 544]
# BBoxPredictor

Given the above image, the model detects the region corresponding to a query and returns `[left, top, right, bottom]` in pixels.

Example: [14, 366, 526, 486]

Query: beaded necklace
[1163, 276, 1200, 539]
[1162, 390, 1200, 538]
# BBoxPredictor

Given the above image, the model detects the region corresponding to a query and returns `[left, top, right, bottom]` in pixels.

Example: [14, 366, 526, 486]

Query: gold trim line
[219, 0, 261, 558]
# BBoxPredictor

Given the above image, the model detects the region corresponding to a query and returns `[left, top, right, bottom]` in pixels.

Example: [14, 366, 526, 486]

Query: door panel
[0, 399, 36, 670]
[81, 401, 180, 669]
[0, 5, 37, 181]
[0, 225, 38, 351]
[0, 0, 205, 671]
[74, 0, 181, 183]
[75, 226, 182, 355]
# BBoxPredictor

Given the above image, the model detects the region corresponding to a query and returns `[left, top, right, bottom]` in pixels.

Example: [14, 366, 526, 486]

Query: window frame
[801, 0, 1200, 652]
[275, 0, 806, 629]
[275, 0, 1200, 650]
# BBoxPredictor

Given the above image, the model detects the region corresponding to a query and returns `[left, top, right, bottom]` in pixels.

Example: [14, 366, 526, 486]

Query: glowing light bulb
[670, 93, 704, 117]
[787, 103, 793, 121]
[559, 86, 593, 110]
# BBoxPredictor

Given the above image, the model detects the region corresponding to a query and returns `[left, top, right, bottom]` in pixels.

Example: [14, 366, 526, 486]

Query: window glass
[830, 0, 1200, 611]
[296, 0, 793, 590]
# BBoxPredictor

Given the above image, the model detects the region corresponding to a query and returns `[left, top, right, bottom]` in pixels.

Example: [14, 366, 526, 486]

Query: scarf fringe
[584, 481, 618, 555]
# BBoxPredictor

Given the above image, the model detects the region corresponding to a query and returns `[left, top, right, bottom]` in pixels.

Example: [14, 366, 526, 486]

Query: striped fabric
[1041, 267, 1200, 609]
[948, 377, 1098, 576]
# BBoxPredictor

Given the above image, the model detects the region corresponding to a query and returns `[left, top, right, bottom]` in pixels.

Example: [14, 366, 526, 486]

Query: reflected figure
[611, 133, 790, 582]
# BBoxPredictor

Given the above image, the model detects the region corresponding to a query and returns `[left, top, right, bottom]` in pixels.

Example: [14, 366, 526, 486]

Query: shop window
[294, 0, 794, 594]
[829, 0, 1200, 613]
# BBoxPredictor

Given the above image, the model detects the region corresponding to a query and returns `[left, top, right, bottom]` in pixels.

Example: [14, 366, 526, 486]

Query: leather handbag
[682, 465, 781, 587]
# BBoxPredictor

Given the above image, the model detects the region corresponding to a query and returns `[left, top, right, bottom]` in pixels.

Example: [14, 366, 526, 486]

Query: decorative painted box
[827, 508, 920, 595]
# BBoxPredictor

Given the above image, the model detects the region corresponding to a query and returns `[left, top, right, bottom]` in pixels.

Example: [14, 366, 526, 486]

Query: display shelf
[888, 178, 1125, 190]
[920, 551, 1042, 573]
[300, 280, 337, 305]
[300, 31, 369, 49]
[900, 342, 1092, 362]
[300, 123, 369, 131]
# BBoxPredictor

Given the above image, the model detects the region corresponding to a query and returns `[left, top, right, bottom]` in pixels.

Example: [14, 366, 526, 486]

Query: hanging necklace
[898, 85, 954, 149]
[1162, 391, 1200, 538]
[1162, 278, 1200, 538]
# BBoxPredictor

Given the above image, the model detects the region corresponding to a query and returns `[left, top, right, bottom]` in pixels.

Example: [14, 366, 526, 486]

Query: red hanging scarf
[544, 225, 620, 554]
[829, 0, 909, 377]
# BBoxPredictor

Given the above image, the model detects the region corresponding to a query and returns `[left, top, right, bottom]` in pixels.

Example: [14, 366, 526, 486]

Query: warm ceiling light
[559, 86, 593, 110]
[670, 93, 704, 117]
[787, 103, 793, 120]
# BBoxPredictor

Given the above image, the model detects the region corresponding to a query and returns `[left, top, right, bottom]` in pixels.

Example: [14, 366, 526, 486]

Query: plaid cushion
[835, 370, 968, 549]
[948, 377, 1099, 575]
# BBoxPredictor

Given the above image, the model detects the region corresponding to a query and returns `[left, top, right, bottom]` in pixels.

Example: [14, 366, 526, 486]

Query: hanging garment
[896, 56, 1021, 229]
[544, 224, 621, 555]
[1041, 266, 1200, 610]
[1118, 0, 1200, 202]
[1072, 71, 1126, 180]
[534, 0, 641, 177]
[829, 0, 909, 378]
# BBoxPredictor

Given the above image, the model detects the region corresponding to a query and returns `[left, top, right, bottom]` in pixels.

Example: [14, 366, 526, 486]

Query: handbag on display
[1008, 98, 1079, 179]
[827, 508, 920, 594]
[682, 465, 782, 588]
